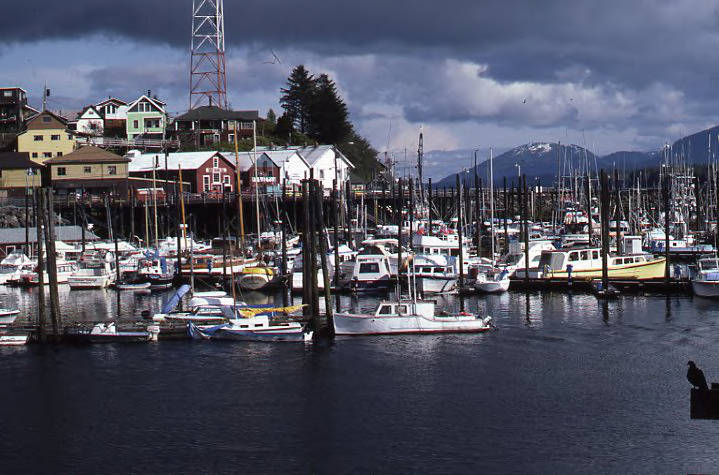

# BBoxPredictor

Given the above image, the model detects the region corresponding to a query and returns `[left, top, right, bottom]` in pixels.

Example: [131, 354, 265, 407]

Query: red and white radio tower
[189, 0, 228, 110]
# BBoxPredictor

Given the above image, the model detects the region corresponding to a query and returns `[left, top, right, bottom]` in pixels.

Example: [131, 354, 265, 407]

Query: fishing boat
[411, 254, 458, 294]
[334, 300, 493, 335]
[0, 333, 29, 346]
[475, 269, 510, 293]
[115, 281, 152, 291]
[137, 256, 174, 289]
[68, 250, 117, 289]
[64, 322, 160, 343]
[348, 255, 393, 292]
[692, 257, 719, 298]
[188, 316, 311, 342]
[21, 261, 77, 286]
[0, 251, 33, 285]
[0, 309, 20, 325]
[525, 247, 666, 280]
[238, 265, 281, 291]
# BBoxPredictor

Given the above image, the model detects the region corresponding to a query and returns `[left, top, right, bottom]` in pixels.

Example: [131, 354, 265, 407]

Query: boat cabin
[374, 300, 435, 318]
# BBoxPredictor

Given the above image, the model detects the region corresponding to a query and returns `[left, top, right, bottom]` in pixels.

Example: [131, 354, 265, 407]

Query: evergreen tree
[266, 108, 277, 124]
[280, 65, 315, 134]
[308, 73, 352, 144]
[275, 113, 295, 144]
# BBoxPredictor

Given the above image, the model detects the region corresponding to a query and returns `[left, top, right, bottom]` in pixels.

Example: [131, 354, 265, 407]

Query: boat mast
[252, 121, 261, 239]
[489, 147, 495, 264]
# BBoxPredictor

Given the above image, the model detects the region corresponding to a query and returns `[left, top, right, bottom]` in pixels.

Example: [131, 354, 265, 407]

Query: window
[57, 152, 62, 157]
[31, 152, 38, 158]
[57, 167, 66, 176]
[213, 157, 219, 168]
[319, 170, 325, 179]
[83, 166, 92, 174]
[378, 305, 392, 315]
[359, 262, 380, 274]
[213, 172, 220, 183]
[592, 250, 599, 259]
[397, 305, 408, 315]
[228, 133, 234, 142]
[67, 134, 72, 140]
[2, 91, 11, 97]
[223, 176, 230, 184]
[133, 120, 139, 128]
[33, 135, 43, 141]
[580, 250, 588, 260]
[51, 134, 60, 141]
[203, 175, 210, 191]
[42, 116, 51, 122]
[107, 166, 117, 175]
[569, 252, 579, 262]
[43, 152, 52, 158]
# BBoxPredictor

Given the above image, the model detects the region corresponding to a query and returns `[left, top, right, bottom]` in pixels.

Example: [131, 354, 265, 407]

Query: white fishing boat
[0, 309, 20, 325]
[65, 322, 160, 343]
[238, 265, 281, 291]
[68, 250, 117, 289]
[411, 254, 458, 294]
[188, 316, 311, 342]
[334, 300, 493, 335]
[0, 334, 29, 346]
[692, 257, 719, 298]
[115, 281, 152, 291]
[349, 255, 393, 292]
[0, 251, 33, 285]
[475, 269, 510, 293]
[22, 260, 77, 286]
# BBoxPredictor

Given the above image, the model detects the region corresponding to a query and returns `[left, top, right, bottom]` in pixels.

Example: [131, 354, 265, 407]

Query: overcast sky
[2, 0, 718, 175]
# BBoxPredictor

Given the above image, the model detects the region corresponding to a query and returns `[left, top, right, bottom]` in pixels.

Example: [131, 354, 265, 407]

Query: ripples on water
[2, 286, 719, 474]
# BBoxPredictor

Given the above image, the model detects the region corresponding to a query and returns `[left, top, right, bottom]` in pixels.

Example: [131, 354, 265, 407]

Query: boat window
[626, 257, 634, 264]
[592, 251, 599, 259]
[240, 325, 249, 328]
[569, 252, 579, 262]
[378, 305, 392, 315]
[580, 251, 589, 260]
[359, 262, 380, 274]
[397, 305, 408, 315]
[255, 324, 264, 327]
[423, 267, 433, 273]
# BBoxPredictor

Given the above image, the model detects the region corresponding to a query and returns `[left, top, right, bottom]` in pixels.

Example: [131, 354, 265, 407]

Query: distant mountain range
[433, 124, 719, 188]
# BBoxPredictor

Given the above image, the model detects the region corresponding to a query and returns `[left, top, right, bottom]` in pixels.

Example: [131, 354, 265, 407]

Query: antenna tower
[189, 0, 228, 110]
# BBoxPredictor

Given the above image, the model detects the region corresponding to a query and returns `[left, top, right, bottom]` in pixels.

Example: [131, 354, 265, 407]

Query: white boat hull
[475, 278, 510, 293]
[692, 280, 719, 298]
[68, 276, 113, 289]
[417, 276, 457, 294]
[334, 312, 492, 335]
[0, 310, 20, 325]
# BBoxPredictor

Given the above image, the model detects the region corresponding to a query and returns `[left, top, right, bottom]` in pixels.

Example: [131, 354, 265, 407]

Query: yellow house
[0, 152, 44, 197]
[46, 146, 129, 196]
[17, 111, 75, 164]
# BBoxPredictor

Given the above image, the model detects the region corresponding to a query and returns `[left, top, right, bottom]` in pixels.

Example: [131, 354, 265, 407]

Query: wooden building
[45, 146, 130, 196]
[0, 152, 44, 197]
[16, 111, 75, 163]
[127, 151, 236, 194]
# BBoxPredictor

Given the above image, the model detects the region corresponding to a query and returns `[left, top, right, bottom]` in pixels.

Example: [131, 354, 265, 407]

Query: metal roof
[128, 151, 237, 172]
[0, 226, 99, 244]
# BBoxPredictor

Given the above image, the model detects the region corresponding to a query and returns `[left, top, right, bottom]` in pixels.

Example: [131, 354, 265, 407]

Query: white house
[95, 98, 128, 135]
[75, 105, 104, 136]
[260, 149, 311, 186]
[254, 145, 354, 190]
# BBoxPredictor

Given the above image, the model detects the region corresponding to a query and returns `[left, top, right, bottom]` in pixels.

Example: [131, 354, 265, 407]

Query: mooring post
[44, 188, 61, 339]
[315, 180, 333, 337]
[600, 170, 610, 289]
[35, 189, 47, 342]
[333, 179, 341, 312]
[309, 175, 320, 323]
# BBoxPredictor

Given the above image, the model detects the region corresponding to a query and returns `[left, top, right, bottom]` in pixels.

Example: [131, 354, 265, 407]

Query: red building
[127, 151, 236, 194]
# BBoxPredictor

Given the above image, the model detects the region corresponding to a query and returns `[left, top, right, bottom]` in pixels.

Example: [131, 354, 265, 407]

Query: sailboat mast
[252, 121, 261, 238]
[489, 147, 495, 263]
[417, 127, 424, 206]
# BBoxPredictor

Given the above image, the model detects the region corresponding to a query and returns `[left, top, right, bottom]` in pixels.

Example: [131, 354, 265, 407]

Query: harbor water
[2, 286, 719, 473]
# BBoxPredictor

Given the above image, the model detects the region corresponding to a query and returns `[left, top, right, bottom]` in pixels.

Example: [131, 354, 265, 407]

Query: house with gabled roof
[76, 105, 104, 136]
[126, 92, 167, 140]
[46, 145, 130, 196]
[173, 105, 261, 147]
[127, 150, 236, 194]
[95, 98, 128, 137]
[16, 110, 75, 163]
[254, 145, 354, 190]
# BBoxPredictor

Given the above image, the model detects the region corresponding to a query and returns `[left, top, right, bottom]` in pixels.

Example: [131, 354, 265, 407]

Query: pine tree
[280, 65, 315, 134]
[266, 108, 277, 124]
[308, 73, 352, 144]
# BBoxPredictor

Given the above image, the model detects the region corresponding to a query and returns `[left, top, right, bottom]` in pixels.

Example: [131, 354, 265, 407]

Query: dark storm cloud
[3, 0, 718, 96]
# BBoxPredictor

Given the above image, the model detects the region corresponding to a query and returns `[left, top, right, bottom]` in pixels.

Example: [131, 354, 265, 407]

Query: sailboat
[475, 148, 510, 293]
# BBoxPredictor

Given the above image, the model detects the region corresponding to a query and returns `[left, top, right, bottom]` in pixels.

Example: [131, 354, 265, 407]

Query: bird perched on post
[687, 361, 709, 390]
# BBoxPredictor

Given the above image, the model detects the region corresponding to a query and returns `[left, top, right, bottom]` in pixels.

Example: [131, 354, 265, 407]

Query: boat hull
[527, 257, 667, 281]
[417, 276, 457, 294]
[333, 313, 492, 335]
[188, 322, 309, 342]
[475, 279, 510, 293]
[692, 280, 719, 298]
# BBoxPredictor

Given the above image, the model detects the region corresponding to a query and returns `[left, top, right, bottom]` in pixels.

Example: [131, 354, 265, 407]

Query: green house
[126, 94, 167, 140]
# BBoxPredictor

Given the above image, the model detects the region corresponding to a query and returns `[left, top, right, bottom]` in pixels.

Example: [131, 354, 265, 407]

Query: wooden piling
[35, 190, 47, 342]
[43, 188, 61, 338]
[314, 180, 333, 336]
